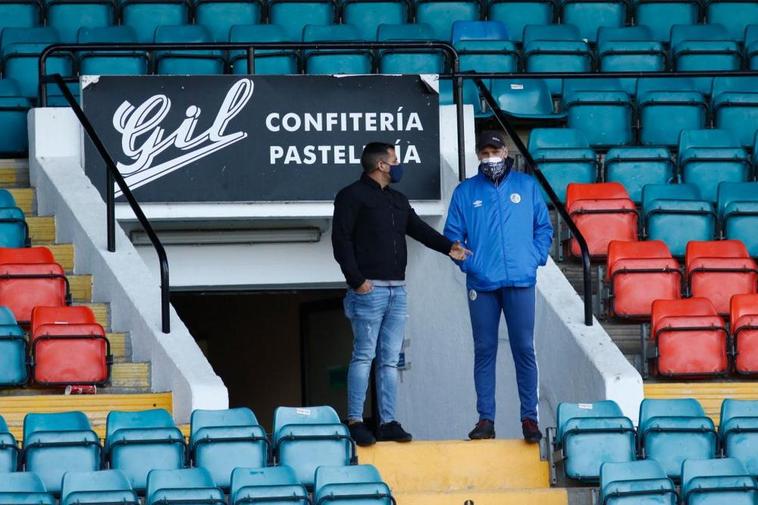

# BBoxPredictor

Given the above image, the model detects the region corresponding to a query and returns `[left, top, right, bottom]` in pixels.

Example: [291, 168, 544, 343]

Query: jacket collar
[360, 172, 387, 191]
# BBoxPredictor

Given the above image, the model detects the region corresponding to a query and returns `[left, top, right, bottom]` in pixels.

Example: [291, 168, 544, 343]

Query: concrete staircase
[0, 159, 172, 438]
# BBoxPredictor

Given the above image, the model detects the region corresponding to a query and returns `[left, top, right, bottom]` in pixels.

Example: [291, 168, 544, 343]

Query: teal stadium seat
[680, 458, 757, 505]
[190, 408, 268, 490]
[120, 0, 190, 43]
[0, 0, 40, 32]
[600, 460, 677, 505]
[0, 188, 29, 247]
[155, 25, 225, 75]
[638, 398, 717, 480]
[706, 0, 758, 41]
[711, 76, 758, 148]
[597, 26, 666, 96]
[523, 24, 592, 96]
[195, 0, 262, 42]
[45, 0, 115, 43]
[342, 0, 408, 41]
[720, 399, 758, 476]
[554, 401, 636, 482]
[268, 0, 336, 42]
[23, 412, 101, 494]
[491, 79, 566, 120]
[748, 25, 758, 70]
[678, 129, 750, 202]
[636, 78, 707, 147]
[60, 471, 139, 505]
[0, 28, 73, 100]
[560, 0, 627, 42]
[718, 182, 758, 257]
[670, 24, 742, 95]
[273, 406, 355, 488]
[0, 413, 18, 472]
[106, 409, 186, 493]
[302, 24, 372, 75]
[527, 128, 597, 202]
[642, 183, 715, 257]
[605, 148, 675, 203]
[0, 79, 32, 155]
[146, 468, 225, 505]
[0, 473, 55, 505]
[487, 0, 554, 43]
[78, 27, 148, 76]
[633, 0, 700, 42]
[230, 466, 308, 505]
[561, 78, 633, 148]
[415, 0, 480, 41]
[0, 305, 28, 386]
[229, 25, 299, 75]
[377, 24, 444, 74]
[314, 465, 394, 505]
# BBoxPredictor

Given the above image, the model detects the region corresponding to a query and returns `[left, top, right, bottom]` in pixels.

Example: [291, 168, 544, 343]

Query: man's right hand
[355, 280, 374, 294]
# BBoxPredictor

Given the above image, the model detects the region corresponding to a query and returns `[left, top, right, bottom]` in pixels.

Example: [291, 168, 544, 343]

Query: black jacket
[332, 173, 454, 289]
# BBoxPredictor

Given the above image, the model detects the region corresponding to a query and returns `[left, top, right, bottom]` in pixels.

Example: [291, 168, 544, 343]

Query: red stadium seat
[0, 247, 69, 324]
[30, 306, 110, 386]
[649, 298, 728, 377]
[686, 240, 758, 315]
[732, 294, 758, 375]
[566, 182, 638, 259]
[606, 240, 682, 319]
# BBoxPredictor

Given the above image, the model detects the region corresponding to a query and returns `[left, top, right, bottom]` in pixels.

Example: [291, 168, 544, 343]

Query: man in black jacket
[332, 142, 469, 446]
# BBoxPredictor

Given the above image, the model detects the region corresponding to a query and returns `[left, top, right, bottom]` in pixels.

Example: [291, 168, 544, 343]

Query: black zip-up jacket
[332, 173, 454, 289]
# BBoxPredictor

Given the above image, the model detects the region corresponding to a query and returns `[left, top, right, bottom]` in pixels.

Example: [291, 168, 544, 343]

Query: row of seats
[0, 406, 355, 494]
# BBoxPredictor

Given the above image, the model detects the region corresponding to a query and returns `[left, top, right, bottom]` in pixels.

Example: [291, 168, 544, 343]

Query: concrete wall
[28, 108, 228, 423]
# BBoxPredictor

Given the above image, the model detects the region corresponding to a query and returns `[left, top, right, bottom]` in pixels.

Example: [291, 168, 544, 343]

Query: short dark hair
[361, 142, 394, 172]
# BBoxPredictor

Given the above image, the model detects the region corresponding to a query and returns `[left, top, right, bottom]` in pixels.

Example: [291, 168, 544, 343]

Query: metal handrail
[46, 73, 171, 333]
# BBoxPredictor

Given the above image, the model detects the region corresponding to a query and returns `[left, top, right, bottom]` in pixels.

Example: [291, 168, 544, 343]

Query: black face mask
[479, 157, 513, 182]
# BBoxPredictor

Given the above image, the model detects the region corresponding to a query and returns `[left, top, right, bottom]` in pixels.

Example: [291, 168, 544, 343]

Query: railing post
[246, 47, 255, 74]
[452, 57, 466, 181]
[106, 170, 115, 252]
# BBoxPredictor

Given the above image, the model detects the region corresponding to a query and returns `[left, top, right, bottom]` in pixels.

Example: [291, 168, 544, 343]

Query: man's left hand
[449, 241, 473, 261]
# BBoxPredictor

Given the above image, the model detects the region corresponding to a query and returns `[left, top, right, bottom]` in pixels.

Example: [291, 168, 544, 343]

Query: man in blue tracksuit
[444, 131, 553, 443]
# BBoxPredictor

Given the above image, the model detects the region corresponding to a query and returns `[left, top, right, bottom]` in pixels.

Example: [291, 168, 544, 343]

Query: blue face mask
[389, 162, 404, 183]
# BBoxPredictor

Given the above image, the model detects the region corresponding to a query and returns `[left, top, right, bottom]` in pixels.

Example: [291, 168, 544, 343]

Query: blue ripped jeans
[344, 286, 407, 425]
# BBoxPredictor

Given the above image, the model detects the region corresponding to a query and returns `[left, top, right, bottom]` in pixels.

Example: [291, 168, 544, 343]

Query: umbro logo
[473, 200, 483, 208]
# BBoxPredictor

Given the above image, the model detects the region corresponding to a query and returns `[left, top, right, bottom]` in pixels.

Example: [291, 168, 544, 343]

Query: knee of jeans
[510, 337, 536, 358]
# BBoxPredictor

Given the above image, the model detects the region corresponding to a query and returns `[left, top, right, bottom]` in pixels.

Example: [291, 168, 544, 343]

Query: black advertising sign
[81, 75, 441, 202]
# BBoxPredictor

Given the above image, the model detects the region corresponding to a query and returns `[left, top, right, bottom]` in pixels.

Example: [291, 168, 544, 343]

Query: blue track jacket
[444, 170, 554, 290]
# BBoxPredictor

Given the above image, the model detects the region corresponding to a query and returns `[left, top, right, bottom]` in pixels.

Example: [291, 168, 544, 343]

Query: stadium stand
[636, 78, 707, 148]
[527, 129, 595, 203]
[61, 470, 139, 505]
[522, 24, 592, 96]
[561, 78, 633, 149]
[604, 148, 674, 203]
[302, 24, 373, 75]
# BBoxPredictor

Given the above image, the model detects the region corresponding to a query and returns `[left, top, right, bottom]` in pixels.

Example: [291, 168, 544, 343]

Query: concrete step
[644, 381, 758, 425]
[395, 489, 568, 505]
[48, 243, 74, 272]
[69, 274, 93, 302]
[0, 362, 151, 397]
[80, 303, 110, 330]
[108, 332, 131, 362]
[27, 216, 55, 244]
[7, 188, 34, 214]
[0, 160, 29, 188]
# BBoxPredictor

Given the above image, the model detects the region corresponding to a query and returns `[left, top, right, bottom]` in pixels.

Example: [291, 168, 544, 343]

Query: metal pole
[452, 57, 466, 181]
[106, 170, 115, 252]
[247, 47, 255, 74]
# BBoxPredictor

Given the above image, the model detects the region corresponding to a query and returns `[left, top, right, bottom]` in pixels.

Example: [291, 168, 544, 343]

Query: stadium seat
[711, 76, 758, 149]
[269, 0, 336, 42]
[718, 182, 758, 257]
[0, 0, 41, 32]
[633, 0, 700, 42]
[415, 0, 480, 41]
[649, 298, 728, 377]
[554, 400, 636, 481]
[106, 409, 186, 492]
[638, 398, 717, 479]
[302, 25, 372, 75]
[46, 0, 116, 43]
[707, 0, 758, 42]
[154, 25, 225, 75]
[527, 128, 596, 203]
[522, 24, 592, 96]
[491, 79, 566, 120]
[720, 398, 758, 475]
[23, 412, 101, 494]
[561, 78, 633, 148]
[0, 28, 74, 100]
[560, 0, 627, 42]
[748, 25, 758, 70]
[120, 0, 190, 43]
[0, 188, 29, 247]
[78, 27, 149, 76]
[377, 24, 445, 74]
[190, 408, 268, 490]
[273, 406, 355, 488]
[314, 465, 393, 505]
[599, 460, 677, 505]
[195, 0, 261, 42]
[0, 473, 54, 505]
[606, 240, 681, 319]
[0, 80, 32, 155]
[0, 247, 69, 324]
[637, 78, 707, 147]
[487, 0, 554, 44]
[30, 306, 110, 386]
[229, 25, 298, 75]
[732, 294, 758, 375]
[670, 24, 742, 95]
[146, 468, 224, 505]
[230, 466, 308, 505]
[343, 0, 409, 41]
[678, 129, 750, 202]
[61, 470, 139, 505]
[566, 182, 637, 259]
[604, 148, 674, 203]
[597, 26, 665, 96]
[681, 458, 756, 505]
[0, 414, 18, 472]
[0, 306, 27, 386]
[642, 184, 715, 257]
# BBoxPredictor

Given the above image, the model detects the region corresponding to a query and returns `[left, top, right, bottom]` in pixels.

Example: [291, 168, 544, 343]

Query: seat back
[191, 408, 258, 438]
[523, 23, 582, 44]
[566, 182, 630, 208]
[556, 400, 624, 441]
[639, 398, 707, 429]
[274, 405, 340, 432]
[24, 411, 93, 440]
[721, 399, 758, 430]
[686, 240, 750, 266]
[681, 458, 754, 501]
[491, 79, 557, 118]
[641, 183, 701, 213]
[268, 0, 336, 41]
[31, 306, 96, 335]
[1, 27, 59, 52]
[228, 24, 296, 74]
[679, 129, 741, 153]
[0, 189, 17, 208]
[671, 23, 730, 48]
[61, 470, 137, 505]
[528, 128, 590, 151]
[717, 182, 758, 220]
[0, 305, 18, 325]
[146, 468, 220, 505]
[230, 466, 307, 505]
[731, 294, 758, 328]
[597, 25, 654, 44]
[600, 460, 674, 503]
[607, 240, 673, 269]
[636, 77, 699, 97]
[376, 22, 437, 41]
[451, 20, 508, 44]
[0, 472, 47, 493]
[314, 464, 383, 489]
[0, 246, 55, 265]
[107, 409, 177, 440]
[651, 298, 719, 333]
[154, 24, 212, 43]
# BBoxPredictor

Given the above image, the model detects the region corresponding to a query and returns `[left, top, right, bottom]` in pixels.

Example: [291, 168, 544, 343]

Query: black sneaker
[522, 418, 542, 444]
[348, 421, 376, 447]
[377, 421, 413, 442]
[468, 419, 495, 440]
